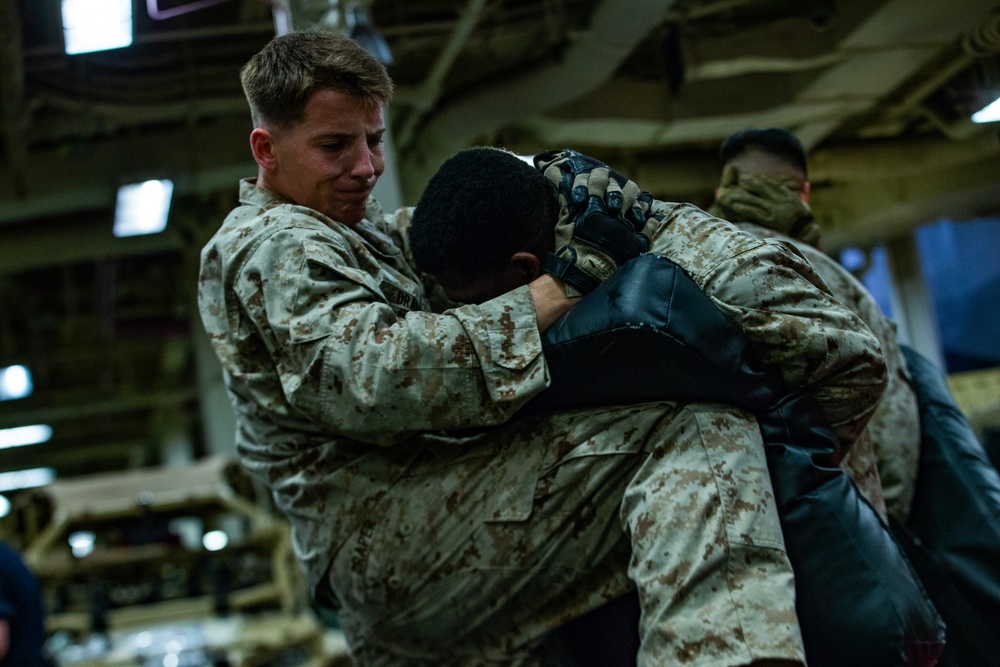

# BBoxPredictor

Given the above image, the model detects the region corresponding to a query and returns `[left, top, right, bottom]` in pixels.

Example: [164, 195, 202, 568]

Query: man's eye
[321, 143, 345, 152]
[368, 135, 384, 148]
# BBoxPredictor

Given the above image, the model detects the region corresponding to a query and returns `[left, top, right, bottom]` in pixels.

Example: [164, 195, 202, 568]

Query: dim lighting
[0, 467, 56, 492]
[0, 364, 32, 401]
[971, 95, 1000, 123]
[0, 424, 53, 449]
[113, 179, 174, 237]
[61, 0, 133, 55]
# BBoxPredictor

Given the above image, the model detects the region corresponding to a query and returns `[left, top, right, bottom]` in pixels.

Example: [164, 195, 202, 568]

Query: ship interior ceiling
[1, 0, 1000, 490]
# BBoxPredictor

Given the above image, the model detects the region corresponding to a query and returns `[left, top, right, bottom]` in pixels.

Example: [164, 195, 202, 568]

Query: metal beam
[0, 117, 255, 226]
[396, 0, 490, 150]
[0, 387, 198, 430]
[795, 0, 1000, 149]
[403, 0, 683, 200]
[0, 0, 28, 195]
[0, 220, 185, 274]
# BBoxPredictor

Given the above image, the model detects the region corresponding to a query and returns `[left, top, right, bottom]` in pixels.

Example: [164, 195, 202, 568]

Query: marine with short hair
[197, 31, 887, 666]
[708, 127, 921, 522]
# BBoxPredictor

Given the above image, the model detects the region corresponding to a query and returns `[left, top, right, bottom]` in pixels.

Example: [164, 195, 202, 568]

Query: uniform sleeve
[234, 227, 549, 445]
[648, 203, 888, 454]
[804, 247, 920, 518]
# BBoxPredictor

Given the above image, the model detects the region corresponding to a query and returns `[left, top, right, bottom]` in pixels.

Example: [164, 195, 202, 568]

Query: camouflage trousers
[328, 402, 805, 666]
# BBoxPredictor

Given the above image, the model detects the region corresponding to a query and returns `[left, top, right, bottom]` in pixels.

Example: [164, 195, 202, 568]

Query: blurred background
[0, 0, 998, 664]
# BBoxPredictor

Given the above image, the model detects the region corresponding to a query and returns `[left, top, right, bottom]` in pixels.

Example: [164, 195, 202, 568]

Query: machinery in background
[10, 456, 349, 667]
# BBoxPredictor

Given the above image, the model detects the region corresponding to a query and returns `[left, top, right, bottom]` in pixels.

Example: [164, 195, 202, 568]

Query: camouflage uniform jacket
[197, 179, 549, 593]
[737, 221, 920, 522]
[646, 203, 889, 460]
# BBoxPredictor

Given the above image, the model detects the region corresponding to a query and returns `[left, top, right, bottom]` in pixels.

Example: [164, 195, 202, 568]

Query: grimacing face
[257, 88, 386, 225]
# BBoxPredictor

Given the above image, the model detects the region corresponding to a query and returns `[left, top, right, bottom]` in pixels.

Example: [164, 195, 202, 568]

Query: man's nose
[349, 143, 376, 179]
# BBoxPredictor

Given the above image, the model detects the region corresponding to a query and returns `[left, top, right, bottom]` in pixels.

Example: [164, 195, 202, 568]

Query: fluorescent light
[0, 495, 10, 519]
[972, 95, 1000, 124]
[69, 531, 96, 559]
[0, 424, 53, 449]
[62, 0, 133, 55]
[0, 365, 33, 401]
[202, 530, 229, 551]
[0, 467, 56, 492]
[113, 179, 174, 237]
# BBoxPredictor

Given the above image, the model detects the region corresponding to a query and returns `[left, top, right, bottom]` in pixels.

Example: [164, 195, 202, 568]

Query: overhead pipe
[687, 52, 846, 80]
[396, 0, 490, 151]
[405, 0, 681, 191]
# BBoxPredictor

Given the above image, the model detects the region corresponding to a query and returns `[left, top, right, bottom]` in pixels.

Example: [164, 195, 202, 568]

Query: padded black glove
[534, 149, 659, 296]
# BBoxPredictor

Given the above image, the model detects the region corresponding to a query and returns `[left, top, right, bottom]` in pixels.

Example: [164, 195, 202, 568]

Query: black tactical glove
[534, 149, 659, 296]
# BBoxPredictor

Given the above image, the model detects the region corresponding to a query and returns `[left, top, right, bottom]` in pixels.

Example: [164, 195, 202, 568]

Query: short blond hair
[240, 30, 393, 128]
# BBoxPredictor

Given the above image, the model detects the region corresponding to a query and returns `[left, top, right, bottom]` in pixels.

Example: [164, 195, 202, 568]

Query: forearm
[649, 204, 887, 452]
[278, 287, 551, 442]
[706, 246, 887, 451]
[529, 274, 579, 332]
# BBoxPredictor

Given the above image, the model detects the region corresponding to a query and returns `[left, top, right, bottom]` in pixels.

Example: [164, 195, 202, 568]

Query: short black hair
[410, 147, 558, 280]
[719, 128, 808, 178]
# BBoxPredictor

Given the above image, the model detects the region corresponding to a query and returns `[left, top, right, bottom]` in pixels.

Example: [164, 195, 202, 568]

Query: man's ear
[508, 251, 543, 285]
[250, 128, 278, 170]
[800, 180, 811, 204]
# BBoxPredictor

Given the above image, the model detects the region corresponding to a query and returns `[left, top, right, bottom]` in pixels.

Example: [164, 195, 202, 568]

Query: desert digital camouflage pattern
[784, 235, 919, 523]
[330, 404, 803, 666]
[198, 180, 548, 598]
[198, 179, 807, 665]
[646, 201, 888, 461]
[735, 221, 899, 519]
[714, 175, 920, 522]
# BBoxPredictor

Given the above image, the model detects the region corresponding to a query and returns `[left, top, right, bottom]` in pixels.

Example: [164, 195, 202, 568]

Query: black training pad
[891, 346, 1000, 667]
[532, 253, 944, 667]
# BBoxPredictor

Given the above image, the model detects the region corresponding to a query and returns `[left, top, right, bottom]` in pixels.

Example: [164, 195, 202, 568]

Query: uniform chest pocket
[285, 243, 403, 345]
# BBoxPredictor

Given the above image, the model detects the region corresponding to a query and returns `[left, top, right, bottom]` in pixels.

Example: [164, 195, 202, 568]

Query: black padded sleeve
[890, 346, 1000, 666]
[534, 254, 944, 667]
